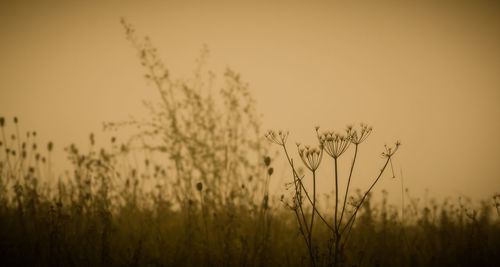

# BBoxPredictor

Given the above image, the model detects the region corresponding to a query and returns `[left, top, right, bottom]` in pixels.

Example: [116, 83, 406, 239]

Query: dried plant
[267, 124, 400, 266]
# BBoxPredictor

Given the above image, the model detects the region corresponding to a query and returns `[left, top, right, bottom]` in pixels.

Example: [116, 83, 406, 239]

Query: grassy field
[1, 21, 499, 266]
[0, 138, 498, 266]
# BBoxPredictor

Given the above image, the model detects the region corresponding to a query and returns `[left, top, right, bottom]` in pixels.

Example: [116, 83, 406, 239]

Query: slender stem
[281, 144, 318, 266]
[340, 156, 391, 235]
[334, 157, 339, 231]
[309, 170, 316, 247]
[341, 212, 357, 249]
[339, 144, 358, 228]
[333, 157, 340, 267]
[282, 144, 334, 232]
[288, 157, 309, 235]
[199, 190, 211, 265]
[294, 208, 315, 266]
[15, 122, 21, 158]
[400, 168, 405, 224]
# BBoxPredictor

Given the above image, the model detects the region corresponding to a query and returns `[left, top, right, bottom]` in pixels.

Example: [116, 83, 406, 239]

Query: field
[1, 20, 500, 267]
[0, 132, 498, 266]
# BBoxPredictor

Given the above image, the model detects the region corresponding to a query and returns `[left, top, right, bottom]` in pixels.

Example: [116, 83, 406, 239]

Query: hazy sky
[1, 0, 499, 202]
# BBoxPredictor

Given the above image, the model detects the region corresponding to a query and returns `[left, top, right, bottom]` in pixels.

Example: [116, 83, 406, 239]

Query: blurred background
[1, 0, 499, 202]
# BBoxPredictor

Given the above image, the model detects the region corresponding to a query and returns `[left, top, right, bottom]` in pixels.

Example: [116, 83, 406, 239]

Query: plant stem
[282, 144, 334, 232]
[339, 144, 358, 227]
[334, 157, 339, 230]
[341, 156, 391, 235]
[309, 170, 316, 248]
[333, 157, 340, 267]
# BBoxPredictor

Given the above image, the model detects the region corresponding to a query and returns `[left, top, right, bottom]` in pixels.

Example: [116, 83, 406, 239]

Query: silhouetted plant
[266, 124, 400, 266]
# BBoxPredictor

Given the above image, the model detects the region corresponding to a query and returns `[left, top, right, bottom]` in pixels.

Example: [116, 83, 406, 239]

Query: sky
[1, 0, 499, 203]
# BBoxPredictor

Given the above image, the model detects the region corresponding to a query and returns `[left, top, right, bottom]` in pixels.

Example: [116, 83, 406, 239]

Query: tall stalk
[265, 125, 399, 267]
[309, 170, 316, 249]
[339, 144, 358, 226]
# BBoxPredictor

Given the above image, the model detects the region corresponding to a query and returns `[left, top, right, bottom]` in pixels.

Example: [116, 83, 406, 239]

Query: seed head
[381, 141, 401, 158]
[196, 182, 203, 192]
[267, 167, 274, 176]
[351, 123, 373, 145]
[317, 128, 352, 159]
[297, 144, 323, 172]
[264, 130, 289, 146]
[0, 117, 4, 127]
[13, 117, 18, 124]
[47, 141, 53, 152]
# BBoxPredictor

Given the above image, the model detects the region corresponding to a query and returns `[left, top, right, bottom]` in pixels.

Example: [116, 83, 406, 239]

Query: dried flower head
[196, 182, 203, 192]
[351, 123, 373, 145]
[297, 143, 323, 171]
[317, 127, 352, 159]
[264, 130, 289, 146]
[381, 141, 401, 158]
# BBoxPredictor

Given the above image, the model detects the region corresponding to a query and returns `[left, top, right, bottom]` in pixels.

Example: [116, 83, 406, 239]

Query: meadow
[1, 21, 499, 266]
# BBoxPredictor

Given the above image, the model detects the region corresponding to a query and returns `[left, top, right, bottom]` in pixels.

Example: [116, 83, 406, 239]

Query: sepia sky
[1, 0, 499, 202]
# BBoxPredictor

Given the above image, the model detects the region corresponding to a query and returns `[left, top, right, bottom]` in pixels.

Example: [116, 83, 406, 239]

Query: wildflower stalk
[338, 143, 358, 228]
[267, 131, 334, 233]
[288, 155, 310, 238]
[341, 154, 391, 235]
[309, 169, 316, 250]
[14, 117, 21, 159]
[334, 157, 339, 230]
[282, 143, 333, 232]
[268, 125, 399, 267]
[333, 157, 340, 267]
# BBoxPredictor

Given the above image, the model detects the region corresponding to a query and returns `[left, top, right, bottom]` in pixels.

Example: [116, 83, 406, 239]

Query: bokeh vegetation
[0, 21, 499, 266]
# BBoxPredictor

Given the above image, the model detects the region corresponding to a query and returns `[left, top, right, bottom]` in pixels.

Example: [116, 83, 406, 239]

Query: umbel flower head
[265, 130, 289, 146]
[316, 127, 353, 159]
[382, 141, 401, 158]
[297, 143, 323, 171]
[350, 123, 373, 145]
